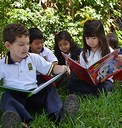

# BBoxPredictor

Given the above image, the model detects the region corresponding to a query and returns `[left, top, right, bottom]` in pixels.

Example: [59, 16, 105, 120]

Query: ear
[5, 41, 11, 50]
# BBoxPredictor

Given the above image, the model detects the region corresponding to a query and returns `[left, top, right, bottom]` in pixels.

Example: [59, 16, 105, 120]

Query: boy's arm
[52, 65, 70, 75]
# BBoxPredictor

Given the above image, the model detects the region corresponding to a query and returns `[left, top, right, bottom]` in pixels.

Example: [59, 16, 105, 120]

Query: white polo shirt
[40, 47, 58, 63]
[0, 52, 54, 90]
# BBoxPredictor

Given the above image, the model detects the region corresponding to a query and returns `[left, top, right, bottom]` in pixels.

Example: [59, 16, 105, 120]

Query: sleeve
[44, 47, 58, 63]
[80, 52, 87, 68]
[31, 53, 54, 75]
[0, 60, 5, 80]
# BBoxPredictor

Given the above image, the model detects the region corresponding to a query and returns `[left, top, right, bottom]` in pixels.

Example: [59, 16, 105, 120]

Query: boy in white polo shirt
[29, 28, 58, 64]
[29, 28, 58, 85]
[0, 23, 79, 128]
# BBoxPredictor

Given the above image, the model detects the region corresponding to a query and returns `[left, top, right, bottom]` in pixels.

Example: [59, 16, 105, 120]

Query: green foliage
[0, 0, 121, 51]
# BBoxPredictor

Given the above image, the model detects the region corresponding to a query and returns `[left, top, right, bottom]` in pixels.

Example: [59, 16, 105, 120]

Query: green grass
[0, 82, 121, 128]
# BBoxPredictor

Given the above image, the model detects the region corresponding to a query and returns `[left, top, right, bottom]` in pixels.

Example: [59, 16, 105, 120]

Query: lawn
[0, 81, 121, 128]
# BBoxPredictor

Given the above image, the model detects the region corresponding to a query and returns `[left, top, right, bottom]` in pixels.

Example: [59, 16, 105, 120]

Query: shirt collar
[40, 47, 44, 53]
[5, 52, 29, 64]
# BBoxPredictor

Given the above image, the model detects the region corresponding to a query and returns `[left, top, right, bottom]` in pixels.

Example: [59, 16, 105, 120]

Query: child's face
[5, 35, 29, 62]
[58, 39, 70, 54]
[85, 36, 99, 51]
[30, 39, 44, 54]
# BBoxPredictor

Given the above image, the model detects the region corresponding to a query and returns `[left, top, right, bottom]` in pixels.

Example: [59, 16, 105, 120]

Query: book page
[87, 50, 122, 84]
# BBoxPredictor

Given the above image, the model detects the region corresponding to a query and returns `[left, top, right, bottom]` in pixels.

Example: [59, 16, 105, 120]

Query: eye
[19, 44, 24, 46]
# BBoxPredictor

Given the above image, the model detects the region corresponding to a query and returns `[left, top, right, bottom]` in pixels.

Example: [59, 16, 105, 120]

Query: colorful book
[0, 71, 65, 97]
[62, 50, 122, 85]
[113, 70, 122, 81]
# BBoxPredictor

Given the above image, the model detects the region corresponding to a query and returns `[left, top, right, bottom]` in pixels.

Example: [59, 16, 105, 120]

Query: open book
[62, 50, 122, 85]
[0, 71, 65, 97]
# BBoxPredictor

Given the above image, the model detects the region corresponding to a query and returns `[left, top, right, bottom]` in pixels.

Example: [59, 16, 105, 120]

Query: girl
[67, 19, 113, 95]
[54, 30, 82, 65]
[54, 30, 82, 87]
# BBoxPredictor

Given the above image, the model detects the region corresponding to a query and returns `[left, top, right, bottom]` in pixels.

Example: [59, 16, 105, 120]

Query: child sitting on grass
[29, 28, 58, 85]
[67, 19, 114, 96]
[29, 28, 58, 65]
[54, 30, 82, 87]
[54, 30, 82, 65]
[106, 32, 122, 54]
[0, 23, 79, 128]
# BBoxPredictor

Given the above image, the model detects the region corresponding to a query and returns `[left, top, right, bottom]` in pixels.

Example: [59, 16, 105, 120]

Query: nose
[62, 45, 66, 50]
[38, 43, 43, 48]
[87, 38, 93, 43]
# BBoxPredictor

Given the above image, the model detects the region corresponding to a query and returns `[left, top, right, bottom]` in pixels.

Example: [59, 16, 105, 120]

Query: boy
[29, 28, 58, 65]
[29, 28, 58, 85]
[0, 23, 79, 127]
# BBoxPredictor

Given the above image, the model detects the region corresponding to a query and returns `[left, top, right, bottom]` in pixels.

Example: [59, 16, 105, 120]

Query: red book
[113, 70, 122, 81]
[62, 50, 122, 85]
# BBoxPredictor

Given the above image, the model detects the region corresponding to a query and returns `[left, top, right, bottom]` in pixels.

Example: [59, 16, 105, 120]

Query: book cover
[113, 70, 122, 81]
[0, 71, 65, 97]
[62, 50, 122, 85]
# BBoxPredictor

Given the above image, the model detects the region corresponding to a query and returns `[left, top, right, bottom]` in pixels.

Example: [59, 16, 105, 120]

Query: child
[54, 30, 82, 65]
[106, 32, 122, 54]
[54, 30, 82, 87]
[29, 28, 58, 85]
[0, 23, 78, 128]
[106, 32, 119, 50]
[29, 28, 58, 65]
[67, 19, 113, 96]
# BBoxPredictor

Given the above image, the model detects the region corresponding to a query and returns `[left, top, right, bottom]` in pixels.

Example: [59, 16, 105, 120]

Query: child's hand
[116, 55, 122, 62]
[52, 65, 70, 75]
[64, 66, 71, 75]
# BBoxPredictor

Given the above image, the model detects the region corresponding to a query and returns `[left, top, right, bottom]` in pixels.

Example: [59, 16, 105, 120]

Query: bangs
[83, 21, 98, 37]
[83, 27, 97, 37]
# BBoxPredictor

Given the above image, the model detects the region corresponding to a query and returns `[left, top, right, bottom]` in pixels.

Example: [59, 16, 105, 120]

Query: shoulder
[44, 47, 52, 52]
[28, 53, 42, 60]
[28, 52, 40, 57]
[80, 51, 83, 58]
[28, 53, 51, 66]
[42, 47, 53, 54]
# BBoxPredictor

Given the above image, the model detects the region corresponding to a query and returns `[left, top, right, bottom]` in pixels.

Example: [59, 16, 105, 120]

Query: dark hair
[82, 19, 110, 63]
[54, 30, 82, 65]
[3, 23, 29, 44]
[106, 32, 118, 49]
[28, 28, 44, 44]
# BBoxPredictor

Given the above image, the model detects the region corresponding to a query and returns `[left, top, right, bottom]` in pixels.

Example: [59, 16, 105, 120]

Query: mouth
[22, 52, 28, 55]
